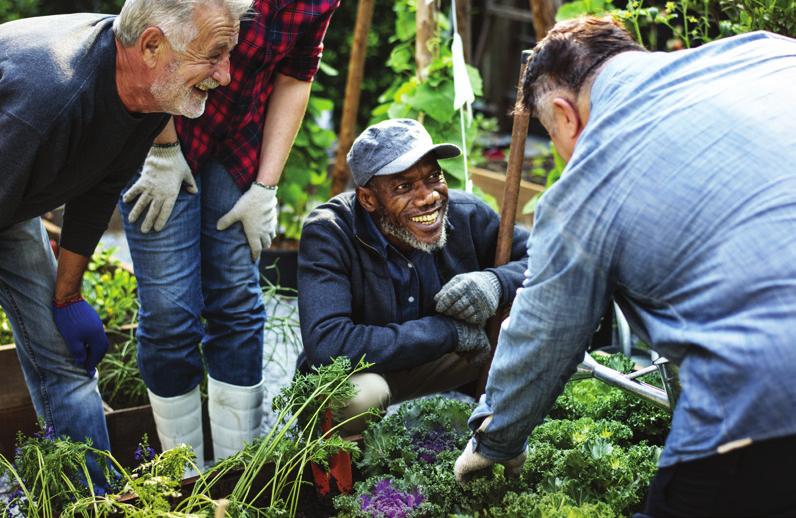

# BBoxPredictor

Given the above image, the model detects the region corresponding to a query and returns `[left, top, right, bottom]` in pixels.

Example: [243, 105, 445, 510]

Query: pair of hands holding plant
[434, 274, 528, 485]
[122, 144, 278, 260]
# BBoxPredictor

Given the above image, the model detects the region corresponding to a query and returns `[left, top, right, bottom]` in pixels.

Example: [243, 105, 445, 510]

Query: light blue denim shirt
[471, 31, 796, 468]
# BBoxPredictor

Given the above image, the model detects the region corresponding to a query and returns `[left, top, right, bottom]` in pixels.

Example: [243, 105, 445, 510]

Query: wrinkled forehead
[374, 156, 442, 187]
[189, 4, 240, 49]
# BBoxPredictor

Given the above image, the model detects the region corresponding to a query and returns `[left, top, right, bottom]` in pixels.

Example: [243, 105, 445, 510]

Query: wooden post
[528, 0, 557, 41]
[476, 50, 534, 396]
[455, 0, 471, 63]
[415, 0, 436, 81]
[330, 0, 376, 196]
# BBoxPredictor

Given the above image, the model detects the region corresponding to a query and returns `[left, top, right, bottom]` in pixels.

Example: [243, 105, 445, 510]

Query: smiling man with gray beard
[296, 118, 531, 433]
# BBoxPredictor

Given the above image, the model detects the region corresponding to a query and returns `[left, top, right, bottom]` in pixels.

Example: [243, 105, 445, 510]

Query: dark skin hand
[54, 248, 89, 303]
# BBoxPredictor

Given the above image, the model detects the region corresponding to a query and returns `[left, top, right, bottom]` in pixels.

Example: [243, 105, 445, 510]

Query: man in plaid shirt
[120, 0, 339, 470]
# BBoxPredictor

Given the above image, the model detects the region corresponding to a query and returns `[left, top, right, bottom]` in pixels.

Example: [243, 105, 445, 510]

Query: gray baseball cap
[347, 118, 462, 187]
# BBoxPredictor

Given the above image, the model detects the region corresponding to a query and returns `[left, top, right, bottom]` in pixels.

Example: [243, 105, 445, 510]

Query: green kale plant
[550, 354, 672, 444]
[485, 490, 618, 517]
[358, 396, 474, 478]
[520, 433, 660, 516]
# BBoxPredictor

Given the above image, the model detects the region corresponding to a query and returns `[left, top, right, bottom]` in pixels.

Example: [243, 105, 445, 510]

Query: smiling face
[150, 4, 239, 118]
[357, 156, 449, 253]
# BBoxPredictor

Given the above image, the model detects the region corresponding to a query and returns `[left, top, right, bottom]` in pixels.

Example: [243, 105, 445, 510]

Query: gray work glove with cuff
[453, 320, 491, 358]
[435, 271, 502, 325]
[217, 182, 278, 261]
[123, 143, 197, 233]
[454, 416, 526, 485]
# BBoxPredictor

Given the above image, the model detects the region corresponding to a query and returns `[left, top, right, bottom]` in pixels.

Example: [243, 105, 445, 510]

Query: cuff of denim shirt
[473, 432, 528, 462]
[468, 396, 527, 461]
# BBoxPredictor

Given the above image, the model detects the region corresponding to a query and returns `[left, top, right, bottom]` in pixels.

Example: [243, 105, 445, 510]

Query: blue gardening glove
[52, 296, 109, 377]
[435, 271, 502, 325]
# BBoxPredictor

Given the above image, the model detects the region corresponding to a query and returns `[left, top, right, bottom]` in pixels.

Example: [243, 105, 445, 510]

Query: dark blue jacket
[297, 190, 531, 373]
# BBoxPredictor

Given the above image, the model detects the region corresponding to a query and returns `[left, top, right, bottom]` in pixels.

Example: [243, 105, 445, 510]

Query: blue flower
[134, 444, 155, 463]
[34, 425, 56, 441]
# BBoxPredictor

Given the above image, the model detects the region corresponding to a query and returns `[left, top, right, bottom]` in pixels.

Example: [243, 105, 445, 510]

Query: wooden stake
[477, 50, 534, 396]
[330, 0, 376, 196]
[455, 0, 471, 63]
[528, 0, 557, 41]
[415, 0, 436, 82]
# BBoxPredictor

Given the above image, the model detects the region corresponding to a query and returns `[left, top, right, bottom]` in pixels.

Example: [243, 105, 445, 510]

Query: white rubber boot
[147, 385, 204, 477]
[208, 376, 264, 461]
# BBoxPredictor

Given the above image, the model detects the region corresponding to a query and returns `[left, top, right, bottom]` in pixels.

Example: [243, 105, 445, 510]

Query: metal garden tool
[572, 352, 679, 412]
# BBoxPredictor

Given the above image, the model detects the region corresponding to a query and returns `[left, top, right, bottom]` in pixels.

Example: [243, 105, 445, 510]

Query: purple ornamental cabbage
[411, 428, 458, 463]
[359, 479, 424, 518]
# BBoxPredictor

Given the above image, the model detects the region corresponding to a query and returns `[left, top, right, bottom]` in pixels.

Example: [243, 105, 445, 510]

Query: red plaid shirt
[175, 0, 339, 188]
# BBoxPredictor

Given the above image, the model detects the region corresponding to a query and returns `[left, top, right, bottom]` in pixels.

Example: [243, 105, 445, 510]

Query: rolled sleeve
[277, 0, 339, 81]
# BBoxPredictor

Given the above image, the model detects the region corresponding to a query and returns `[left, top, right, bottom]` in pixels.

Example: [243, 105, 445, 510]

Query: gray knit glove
[435, 271, 502, 325]
[453, 321, 490, 356]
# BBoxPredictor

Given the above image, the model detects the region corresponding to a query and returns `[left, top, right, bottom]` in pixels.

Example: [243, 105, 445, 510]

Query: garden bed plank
[471, 166, 543, 227]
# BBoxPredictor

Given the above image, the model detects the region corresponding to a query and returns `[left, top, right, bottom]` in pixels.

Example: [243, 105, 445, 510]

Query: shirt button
[408, 262, 413, 268]
[408, 296, 415, 303]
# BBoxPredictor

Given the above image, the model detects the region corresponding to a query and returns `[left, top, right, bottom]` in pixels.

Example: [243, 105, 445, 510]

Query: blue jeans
[0, 218, 111, 474]
[120, 160, 265, 397]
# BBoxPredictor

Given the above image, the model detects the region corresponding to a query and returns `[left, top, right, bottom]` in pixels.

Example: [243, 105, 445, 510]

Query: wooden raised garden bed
[471, 166, 544, 227]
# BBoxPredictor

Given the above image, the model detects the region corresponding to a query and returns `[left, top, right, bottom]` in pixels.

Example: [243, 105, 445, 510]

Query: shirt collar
[363, 210, 392, 256]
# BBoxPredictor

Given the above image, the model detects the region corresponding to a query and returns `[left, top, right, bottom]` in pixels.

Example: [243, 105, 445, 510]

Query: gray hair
[113, 0, 252, 51]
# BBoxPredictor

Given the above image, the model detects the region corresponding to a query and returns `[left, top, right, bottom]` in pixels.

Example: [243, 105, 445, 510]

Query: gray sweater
[0, 13, 168, 255]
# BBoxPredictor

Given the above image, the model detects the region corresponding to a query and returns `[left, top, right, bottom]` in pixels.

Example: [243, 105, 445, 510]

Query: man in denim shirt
[455, 17, 796, 515]
[297, 119, 530, 432]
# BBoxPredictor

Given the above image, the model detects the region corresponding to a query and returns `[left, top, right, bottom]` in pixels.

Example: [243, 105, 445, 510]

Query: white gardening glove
[123, 144, 197, 233]
[454, 417, 526, 486]
[216, 183, 278, 261]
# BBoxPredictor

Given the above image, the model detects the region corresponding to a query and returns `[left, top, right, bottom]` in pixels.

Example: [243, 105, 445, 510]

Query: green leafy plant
[0, 423, 103, 518]
[82, 246, 138, 332]
[370, 0, 492, 189]
[358, 396, 474, 479]
[2, 358, 371, 517]
[0, 309, 13, 345]
[97, 335, 148, 410]
[718, 0, 796, 36]
[550, 353, 672, 444]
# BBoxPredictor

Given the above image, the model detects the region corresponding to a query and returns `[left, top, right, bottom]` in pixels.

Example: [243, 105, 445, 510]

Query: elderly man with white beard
[0, 0, 250, 486]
